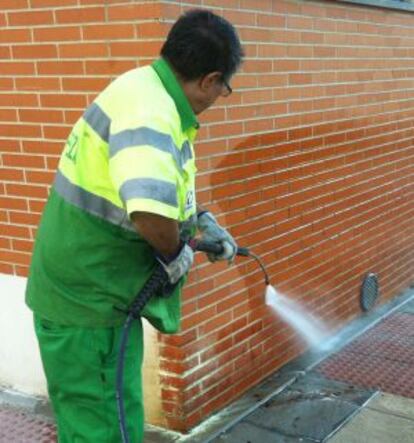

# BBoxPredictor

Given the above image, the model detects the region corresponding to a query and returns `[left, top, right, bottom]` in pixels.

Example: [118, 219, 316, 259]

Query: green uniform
[26, 58, 199, 442]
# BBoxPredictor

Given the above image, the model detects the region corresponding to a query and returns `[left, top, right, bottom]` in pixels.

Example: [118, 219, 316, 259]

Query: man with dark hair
[161, 9, 242, 87]
[26, 9, 243, 443]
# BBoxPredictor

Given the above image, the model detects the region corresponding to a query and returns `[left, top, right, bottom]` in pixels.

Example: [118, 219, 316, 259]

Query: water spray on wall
[116, 239, 326, 443]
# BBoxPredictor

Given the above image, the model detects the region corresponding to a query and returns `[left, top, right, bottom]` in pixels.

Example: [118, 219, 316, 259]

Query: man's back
[26, 62, 197, 330]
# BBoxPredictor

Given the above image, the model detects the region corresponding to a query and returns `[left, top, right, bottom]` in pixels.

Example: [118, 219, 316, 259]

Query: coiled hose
[116, 264, 168, 443]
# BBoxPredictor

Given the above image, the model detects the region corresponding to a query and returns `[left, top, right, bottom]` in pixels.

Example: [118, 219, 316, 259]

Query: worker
[25, 8, 244, 443]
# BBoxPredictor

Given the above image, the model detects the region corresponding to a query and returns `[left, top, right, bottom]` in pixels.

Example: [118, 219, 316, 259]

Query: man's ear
[199, 71, 222, 92]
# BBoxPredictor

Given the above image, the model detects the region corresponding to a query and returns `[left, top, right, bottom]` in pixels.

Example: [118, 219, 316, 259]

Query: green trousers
[34, 315, 144, 443]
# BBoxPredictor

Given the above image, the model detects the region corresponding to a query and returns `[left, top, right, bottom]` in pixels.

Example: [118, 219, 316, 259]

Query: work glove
[197, 211, 237, 263]
[156, 242, 194, 285]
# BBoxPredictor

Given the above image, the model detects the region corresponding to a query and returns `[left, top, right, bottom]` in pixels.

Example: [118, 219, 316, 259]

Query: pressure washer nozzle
[236, 247, 250, 257]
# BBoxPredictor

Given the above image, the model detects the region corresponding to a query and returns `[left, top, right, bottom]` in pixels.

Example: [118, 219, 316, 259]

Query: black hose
[248, 253, 270, 285]
[116, 264, 169, 443]
[116, 240, 266, 442]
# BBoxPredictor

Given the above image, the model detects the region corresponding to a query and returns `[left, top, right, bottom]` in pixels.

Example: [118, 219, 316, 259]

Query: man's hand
[197, 211, 237, 263]
[156, 243, 194, 284]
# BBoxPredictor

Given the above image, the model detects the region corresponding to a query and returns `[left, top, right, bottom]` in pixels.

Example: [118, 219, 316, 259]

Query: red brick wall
[0, 0, 165, 275]
[158, 0, 414, 431]
[1, 0, 414, 433]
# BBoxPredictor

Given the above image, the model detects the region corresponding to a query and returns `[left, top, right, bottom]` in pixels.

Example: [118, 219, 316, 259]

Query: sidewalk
[1, 287, 413, 443]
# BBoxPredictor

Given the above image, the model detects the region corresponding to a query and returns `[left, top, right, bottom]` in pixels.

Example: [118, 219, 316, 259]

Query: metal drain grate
[360, 273, 379, 312]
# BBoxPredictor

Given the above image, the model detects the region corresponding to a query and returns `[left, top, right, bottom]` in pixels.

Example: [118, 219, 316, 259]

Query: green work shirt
[25, 58, 199, 332]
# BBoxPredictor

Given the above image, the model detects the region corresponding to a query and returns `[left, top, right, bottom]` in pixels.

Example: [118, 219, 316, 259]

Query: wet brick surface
[0, 406, 56, 443]
[317, 312, 414, 398]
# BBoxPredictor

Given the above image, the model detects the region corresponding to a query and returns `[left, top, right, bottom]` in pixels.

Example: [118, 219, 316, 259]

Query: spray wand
[190, 239, 270, 285]
[116, 239, 270, 443]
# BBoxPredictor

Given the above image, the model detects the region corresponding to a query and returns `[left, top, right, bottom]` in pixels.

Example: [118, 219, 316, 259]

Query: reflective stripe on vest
[83, 103, 111, 143]
[110, 126, 193, 173]
[54, 170, 135, 231]
[119, 177, 178, 208]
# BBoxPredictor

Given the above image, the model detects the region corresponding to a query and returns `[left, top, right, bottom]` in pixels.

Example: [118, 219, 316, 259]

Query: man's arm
[131, 211, 180, 260]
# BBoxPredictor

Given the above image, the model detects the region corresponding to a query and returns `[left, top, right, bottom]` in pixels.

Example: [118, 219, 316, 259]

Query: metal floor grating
[316, 312, 414, 398]
[0, 406, 56, 443]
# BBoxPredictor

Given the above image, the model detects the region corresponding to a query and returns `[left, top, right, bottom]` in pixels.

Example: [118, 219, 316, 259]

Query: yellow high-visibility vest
[26, 58, 199, 331]
[59, 57, 198, 226]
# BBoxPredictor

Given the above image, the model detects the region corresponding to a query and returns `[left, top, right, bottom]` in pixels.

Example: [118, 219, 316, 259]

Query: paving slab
[212, 372, 375, 442]
[212, 422, 315, 443]
[179, 371, 299, 443]
[327, 393, 414, 443]
[365, 392, 414, 421]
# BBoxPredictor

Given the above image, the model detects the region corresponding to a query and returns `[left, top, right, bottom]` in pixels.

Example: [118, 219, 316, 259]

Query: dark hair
[161, 9, 244, 81]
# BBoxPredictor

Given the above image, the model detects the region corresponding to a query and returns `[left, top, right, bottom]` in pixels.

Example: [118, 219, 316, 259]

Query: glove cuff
[156, 243, 194, 285]
[197, 211, 217, 231]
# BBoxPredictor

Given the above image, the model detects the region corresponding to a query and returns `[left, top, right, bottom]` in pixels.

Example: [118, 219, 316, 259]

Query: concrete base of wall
[0, 272, 163, 426]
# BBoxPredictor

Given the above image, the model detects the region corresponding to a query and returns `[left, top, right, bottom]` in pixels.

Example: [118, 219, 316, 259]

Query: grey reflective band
[181, 141, 192, 165]
[119, 178, 178, 208]
[54, 170, 135, 231]
[109, 127, 193, 172]
[83, 103, 110, 143]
